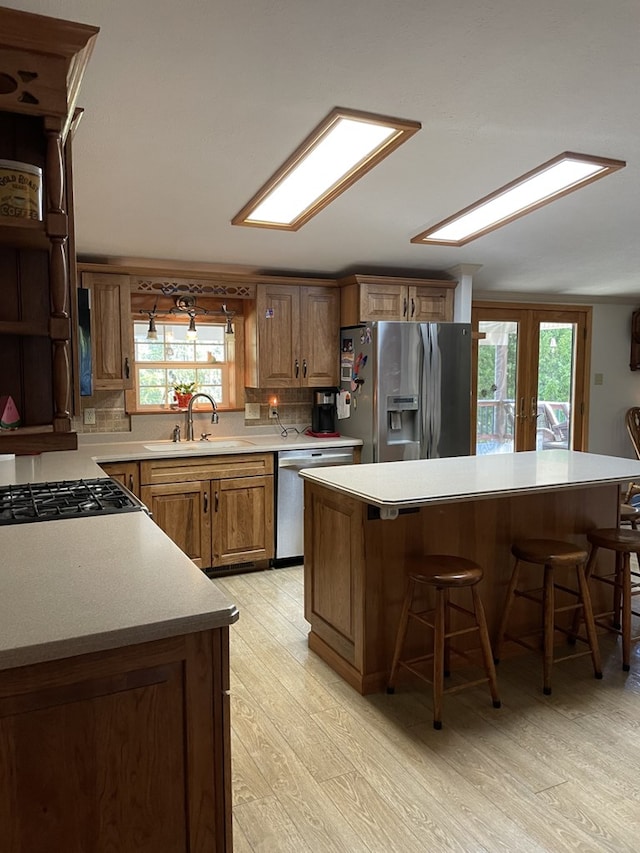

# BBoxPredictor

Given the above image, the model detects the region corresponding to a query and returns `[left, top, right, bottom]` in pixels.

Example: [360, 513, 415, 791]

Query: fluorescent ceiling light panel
[411, 152, 626, 247]
[232, 107, 421, 230]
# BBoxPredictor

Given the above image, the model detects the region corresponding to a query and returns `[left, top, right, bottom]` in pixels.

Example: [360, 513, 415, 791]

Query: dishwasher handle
[279, 454, 353, 471]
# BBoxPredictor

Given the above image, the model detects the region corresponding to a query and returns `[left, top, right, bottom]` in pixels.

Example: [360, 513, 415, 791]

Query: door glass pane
[536, 322, 575, 451]
[476, 321, 518, 455]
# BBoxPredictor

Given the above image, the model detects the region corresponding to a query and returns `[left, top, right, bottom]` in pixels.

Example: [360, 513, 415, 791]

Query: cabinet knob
[203, 492, 209, 513]
[124, 357, 130, 379]
[411, 298, 415, 318]
[295, 359, 299, 378]
[403, 298, 407, 318]
[303, 359, 307, 378]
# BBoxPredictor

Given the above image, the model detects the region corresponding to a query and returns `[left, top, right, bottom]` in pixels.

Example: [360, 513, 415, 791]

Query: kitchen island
[0, 456, 239, 851]
[300, 450, 640, 694]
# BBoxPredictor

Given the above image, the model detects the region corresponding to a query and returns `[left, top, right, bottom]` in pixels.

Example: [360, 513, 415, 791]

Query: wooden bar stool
[386, 555, 501, 730]
[494, 539, 602, 694]
[575, 528, 640, 671]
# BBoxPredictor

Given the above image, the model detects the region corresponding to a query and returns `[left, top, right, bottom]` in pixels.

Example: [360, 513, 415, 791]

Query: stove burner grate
[0, 478, 147, 525]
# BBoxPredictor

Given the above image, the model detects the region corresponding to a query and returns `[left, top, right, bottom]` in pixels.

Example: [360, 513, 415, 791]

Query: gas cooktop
[0, 478, 148, 525]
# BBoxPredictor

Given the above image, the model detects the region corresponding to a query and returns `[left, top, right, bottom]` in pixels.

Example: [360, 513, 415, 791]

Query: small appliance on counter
[307, 388, 340, 437]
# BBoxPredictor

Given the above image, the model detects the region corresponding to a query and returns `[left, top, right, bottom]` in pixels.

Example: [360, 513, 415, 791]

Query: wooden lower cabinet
[100, 460, 140, 495]
[0, 628, 232, 852]
[140, 453, 274, 570]
[213, 474, 273, 566]
[142, 480, 212, 568]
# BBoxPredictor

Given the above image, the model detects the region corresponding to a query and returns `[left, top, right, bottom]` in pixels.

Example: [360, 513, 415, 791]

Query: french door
[472, 303, 591, 454]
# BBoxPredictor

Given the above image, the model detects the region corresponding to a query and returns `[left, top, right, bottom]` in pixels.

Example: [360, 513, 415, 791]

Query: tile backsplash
[72, 391, 130, 434]
[244, 388, 313, 430]
[73, 388, 314, 435]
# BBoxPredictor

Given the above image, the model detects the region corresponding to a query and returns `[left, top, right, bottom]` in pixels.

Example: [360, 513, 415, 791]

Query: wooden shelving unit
[0, 8, 98, 454]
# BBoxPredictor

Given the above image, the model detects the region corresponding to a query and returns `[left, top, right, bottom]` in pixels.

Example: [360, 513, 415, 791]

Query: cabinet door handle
[124, 357, 130, 379]
[128, 474, 134, 491]
[204, 492, 208, 513]
[303, 359, 307, 378]
[403, 297, 408, 318]
[295, 359, 299, 378]
[411, 298, 415, 318]
[214, 490, 219, 512]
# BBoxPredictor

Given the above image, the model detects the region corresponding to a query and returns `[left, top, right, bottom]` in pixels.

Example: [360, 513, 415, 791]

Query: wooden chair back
[626, 407, 640, 459]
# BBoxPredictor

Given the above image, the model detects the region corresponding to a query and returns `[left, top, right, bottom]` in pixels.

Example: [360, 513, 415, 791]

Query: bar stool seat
[494, 538, 602, 695]
[578, 528, 640, 671]
[386, 555, 500, 730]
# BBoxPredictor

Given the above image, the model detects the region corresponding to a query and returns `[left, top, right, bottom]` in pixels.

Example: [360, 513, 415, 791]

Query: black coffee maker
[311, 388, 338, 435]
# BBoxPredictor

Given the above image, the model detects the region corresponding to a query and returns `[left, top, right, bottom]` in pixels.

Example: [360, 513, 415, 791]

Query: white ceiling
[5, 0, 640, 298]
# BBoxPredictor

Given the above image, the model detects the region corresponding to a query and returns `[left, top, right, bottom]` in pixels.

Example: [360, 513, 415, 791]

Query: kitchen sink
[143, 440, 254, 452]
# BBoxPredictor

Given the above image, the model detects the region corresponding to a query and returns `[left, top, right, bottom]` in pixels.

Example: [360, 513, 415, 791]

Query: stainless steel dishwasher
[275, 447, 355, 565]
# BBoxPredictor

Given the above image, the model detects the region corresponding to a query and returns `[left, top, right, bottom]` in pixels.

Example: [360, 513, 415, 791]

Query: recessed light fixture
[232, 107, 421, 231]
[411, 151, 626, 247]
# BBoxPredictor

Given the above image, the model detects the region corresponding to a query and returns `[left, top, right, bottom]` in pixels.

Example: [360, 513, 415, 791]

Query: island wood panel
[304, 480, 619, 694]
[0, 630, 231, 852]
[304, 486, 365, 677]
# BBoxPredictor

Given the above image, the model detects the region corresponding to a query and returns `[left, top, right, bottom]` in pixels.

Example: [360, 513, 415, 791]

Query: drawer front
[140, 452, 274, 486]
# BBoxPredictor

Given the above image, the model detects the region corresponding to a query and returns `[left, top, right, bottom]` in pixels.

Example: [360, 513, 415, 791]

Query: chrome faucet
[186, 393, 219, 441]
[171, 423, 181, 442]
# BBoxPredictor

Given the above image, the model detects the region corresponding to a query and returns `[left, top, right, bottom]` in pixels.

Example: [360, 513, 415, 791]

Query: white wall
[588, 302, 640, 458]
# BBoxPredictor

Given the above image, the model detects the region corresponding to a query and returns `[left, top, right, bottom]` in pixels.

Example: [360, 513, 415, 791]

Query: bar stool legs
[387, 556, 500, 730]
[495, 539, 602, 695]
[577, 529, 640, 671]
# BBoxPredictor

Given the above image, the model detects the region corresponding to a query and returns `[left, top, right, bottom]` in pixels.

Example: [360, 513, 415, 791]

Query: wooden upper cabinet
[246, 283, 339, 388]
[339, 275, 456, 326]
[82, 272, 134, 390]
[300, 286, 340, 386]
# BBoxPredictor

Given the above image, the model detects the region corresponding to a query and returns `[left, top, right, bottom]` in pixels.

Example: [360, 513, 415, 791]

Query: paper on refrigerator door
[337, 390, 351, 419]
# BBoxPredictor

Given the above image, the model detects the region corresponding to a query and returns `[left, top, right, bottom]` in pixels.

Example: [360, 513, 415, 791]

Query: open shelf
[0, 218, 49, 250]
[0, 320, 49, 337]
[0, 426, 77, 454]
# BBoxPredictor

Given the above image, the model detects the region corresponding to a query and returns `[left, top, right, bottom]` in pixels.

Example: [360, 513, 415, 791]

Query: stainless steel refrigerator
[339, 322, 472, 463]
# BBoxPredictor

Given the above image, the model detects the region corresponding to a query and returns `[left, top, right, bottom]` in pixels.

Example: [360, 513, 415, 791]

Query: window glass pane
[139, 368, 167, 386]
[139, 386, 168, 406]
[167, 368, 197, 387]
[133, 319, 230, 408]
[476, 320, 517, 455]
[196, 344, 225, 362]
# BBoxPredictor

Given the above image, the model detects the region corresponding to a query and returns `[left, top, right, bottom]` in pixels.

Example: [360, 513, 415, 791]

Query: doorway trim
[472, 300, 592, 453]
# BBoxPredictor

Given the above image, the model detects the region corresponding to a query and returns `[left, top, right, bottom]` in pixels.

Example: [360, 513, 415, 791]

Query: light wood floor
[215, 566, 640, 853]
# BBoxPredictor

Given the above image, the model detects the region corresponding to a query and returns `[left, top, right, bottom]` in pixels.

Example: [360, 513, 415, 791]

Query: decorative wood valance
[130, 276, 256, 299]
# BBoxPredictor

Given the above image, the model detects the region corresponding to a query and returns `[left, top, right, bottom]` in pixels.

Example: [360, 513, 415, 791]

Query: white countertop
[0, 512, 238, 671]
[299, 450, 640, 509]
[0, 432, 362, 484]
[0, 431, 360, 671]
